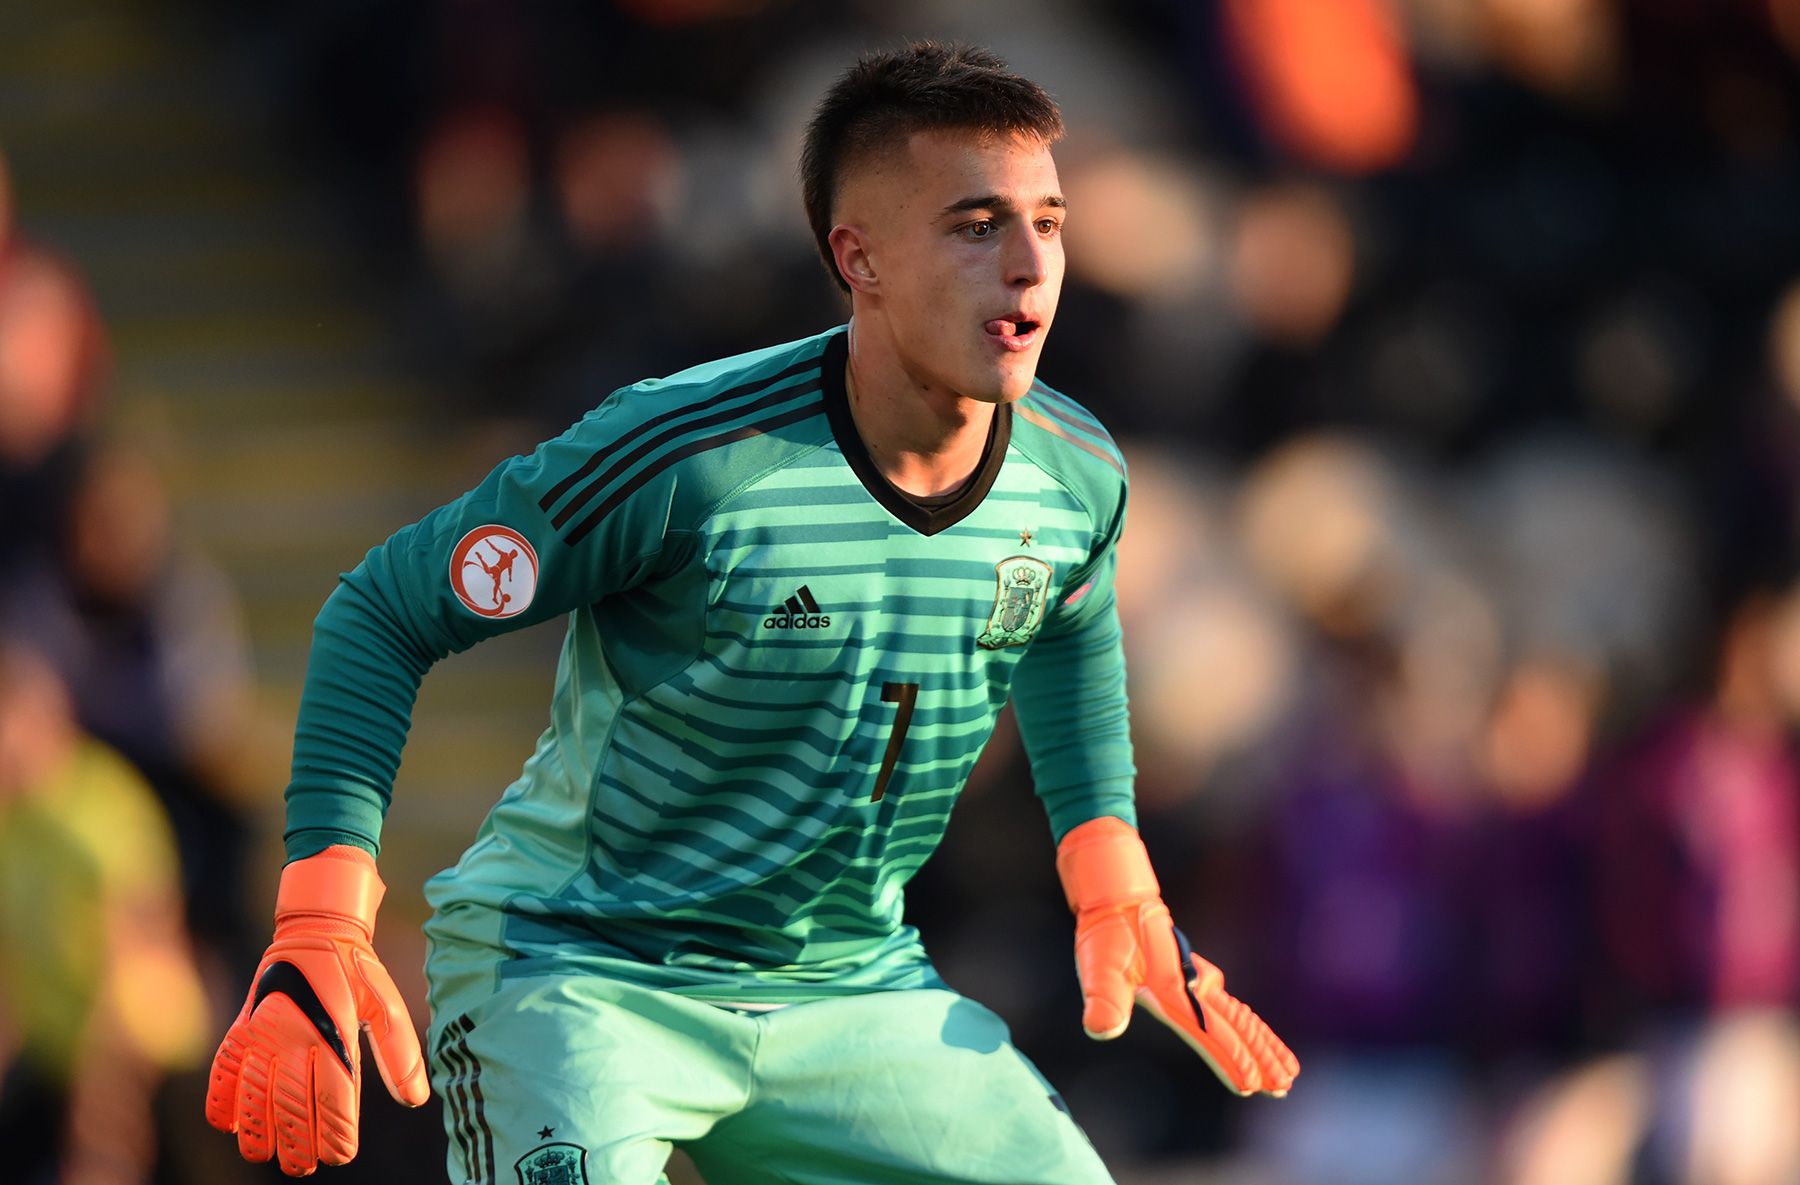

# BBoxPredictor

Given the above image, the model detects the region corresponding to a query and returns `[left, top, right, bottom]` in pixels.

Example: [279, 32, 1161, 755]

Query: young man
[205, 42, 1298, 1185]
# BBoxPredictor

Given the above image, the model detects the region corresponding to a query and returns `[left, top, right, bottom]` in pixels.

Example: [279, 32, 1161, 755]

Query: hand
[1057, 816, 1299, 1097]
[204, 846, 430, 1175]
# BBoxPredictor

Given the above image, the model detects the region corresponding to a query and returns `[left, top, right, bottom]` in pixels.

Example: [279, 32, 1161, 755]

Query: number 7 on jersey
[872, 682, 919, 802]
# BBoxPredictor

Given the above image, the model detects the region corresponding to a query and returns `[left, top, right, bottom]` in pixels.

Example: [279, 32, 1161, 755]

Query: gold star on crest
[1018, 528, 1035, 547]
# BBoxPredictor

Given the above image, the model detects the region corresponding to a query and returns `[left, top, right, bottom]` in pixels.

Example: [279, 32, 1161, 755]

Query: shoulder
[577, 329, 837, 441]
[1010, 377, 1128, 528]
[534, 328, 840, 539]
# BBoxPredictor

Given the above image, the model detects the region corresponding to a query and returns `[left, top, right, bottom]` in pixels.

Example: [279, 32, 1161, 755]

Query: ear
[828, 224, 879, 295]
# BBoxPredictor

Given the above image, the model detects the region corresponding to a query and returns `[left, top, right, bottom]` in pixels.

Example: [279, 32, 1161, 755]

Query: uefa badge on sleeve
[450, 525, 539, 619]
[977, 556, 1053, 649]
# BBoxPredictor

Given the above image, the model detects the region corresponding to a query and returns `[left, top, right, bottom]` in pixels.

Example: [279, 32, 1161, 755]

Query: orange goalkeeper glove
[205, 846, 430, 1175]
[1056, 816, 1299, 1097]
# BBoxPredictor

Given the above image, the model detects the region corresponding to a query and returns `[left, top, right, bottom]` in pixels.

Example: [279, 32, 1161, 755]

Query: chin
[968, 354, 1042, 404]
[995, 375, 1037, 403]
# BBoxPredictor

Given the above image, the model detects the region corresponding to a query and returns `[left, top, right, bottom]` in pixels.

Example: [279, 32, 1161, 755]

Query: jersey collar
[820, 327, 1012, 538]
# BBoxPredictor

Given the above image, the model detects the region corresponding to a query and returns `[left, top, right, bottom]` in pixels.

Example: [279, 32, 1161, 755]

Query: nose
[1006, 225, 1051, 289]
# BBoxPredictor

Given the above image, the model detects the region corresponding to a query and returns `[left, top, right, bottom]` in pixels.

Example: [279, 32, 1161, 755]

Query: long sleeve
[282, 399, 685, 860]
[1012, 512, 1136, 843]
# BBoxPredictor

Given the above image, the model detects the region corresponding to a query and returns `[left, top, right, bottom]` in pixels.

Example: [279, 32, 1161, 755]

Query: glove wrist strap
[274, 844, 385, 938]
[1056, 816, 1161, 914]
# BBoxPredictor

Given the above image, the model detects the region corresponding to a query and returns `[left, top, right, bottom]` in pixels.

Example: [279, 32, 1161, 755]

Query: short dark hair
[800, 41, 1064, 292]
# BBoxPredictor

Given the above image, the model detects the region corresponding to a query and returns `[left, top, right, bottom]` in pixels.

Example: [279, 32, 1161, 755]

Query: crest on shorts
[977, 556, 1053, 649]
[515, 1142, 588, 1185]
[450, 524, 539, 619]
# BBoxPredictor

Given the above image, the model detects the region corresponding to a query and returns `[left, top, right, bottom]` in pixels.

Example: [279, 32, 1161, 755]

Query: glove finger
[354, 950, 430, 1107]
[1074, 916, 1140, 1040]
[204, 1015, 251, 1134]
[1142, 943, 1255, 1094]
[1135, 976, 1262, 1095]
[314, 1025, 362, 1165]
[271, 1039, 320, 1177]
[1221, 990, 1300, 1094]
[1185, 954, 1274, 1095]
[234, 1039, 277, 1164]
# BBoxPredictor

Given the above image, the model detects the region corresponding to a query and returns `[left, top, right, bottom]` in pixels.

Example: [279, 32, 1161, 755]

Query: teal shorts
[427, 974, 1114, 1185]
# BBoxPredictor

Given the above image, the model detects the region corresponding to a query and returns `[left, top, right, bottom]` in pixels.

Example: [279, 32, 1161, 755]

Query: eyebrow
[938, 193, 1067, 218]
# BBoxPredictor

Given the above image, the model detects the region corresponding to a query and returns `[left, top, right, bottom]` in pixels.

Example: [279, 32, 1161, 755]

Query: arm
[1011, 552, 1135, 842]
[208, 402, 684, 1174]
[284, 410, 680, 859]
[1014, 491, 1299, 1098]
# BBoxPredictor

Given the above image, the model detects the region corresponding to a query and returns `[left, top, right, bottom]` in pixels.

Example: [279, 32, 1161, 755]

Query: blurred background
[3, 0, 1800, 1182]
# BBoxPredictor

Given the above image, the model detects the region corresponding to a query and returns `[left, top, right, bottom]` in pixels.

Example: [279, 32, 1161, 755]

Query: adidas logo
[763, 585, 831, 629]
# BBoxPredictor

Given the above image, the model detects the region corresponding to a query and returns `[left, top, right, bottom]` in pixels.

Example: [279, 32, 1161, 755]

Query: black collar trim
[820, 328, 1011, 537]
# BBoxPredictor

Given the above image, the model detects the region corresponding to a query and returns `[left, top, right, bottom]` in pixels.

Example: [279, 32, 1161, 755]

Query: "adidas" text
[764, 613, 831, 629]
[763, 584, 830, 630]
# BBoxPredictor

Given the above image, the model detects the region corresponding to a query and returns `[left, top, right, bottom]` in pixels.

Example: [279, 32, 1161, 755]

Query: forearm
[1013, 589, 1137, 842]
[284, 563, 446, 860]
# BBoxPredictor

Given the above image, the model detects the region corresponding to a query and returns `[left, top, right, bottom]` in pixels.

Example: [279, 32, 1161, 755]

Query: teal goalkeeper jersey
[285, 325, 1136, 1001]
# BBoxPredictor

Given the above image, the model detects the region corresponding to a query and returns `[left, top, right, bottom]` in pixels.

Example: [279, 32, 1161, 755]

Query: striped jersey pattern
[282, 325, 1132, 1012]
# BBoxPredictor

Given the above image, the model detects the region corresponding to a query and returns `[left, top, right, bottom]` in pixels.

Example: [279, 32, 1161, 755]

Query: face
[831, 128, 1065, 404]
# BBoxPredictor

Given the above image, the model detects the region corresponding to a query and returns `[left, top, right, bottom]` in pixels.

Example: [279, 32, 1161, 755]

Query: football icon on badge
[450, 525, 539, 619]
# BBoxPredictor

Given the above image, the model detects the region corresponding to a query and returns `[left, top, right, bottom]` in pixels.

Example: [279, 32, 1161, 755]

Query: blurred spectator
[1461, 650, 1600, 1064]
[0, 442, 259, 967]
[1596, 588, 1800, 1025]
[414, 104, 548, 316]
[1477, 0, 1622, 103]
[1228, 182, 1357, 348]
[1491, 580, 1800, 1185]
[1771, 277, 1800, 417]
[0, 645, 208, 1185]
[1471, 438, 1703, 730]
[1208, 436, 1488, 1185]
[406, 102, 568, 412]
[0, 147, 110, 571]
[1494, 1053, 1652, 1185]
[1680, 1010, 1800, 1185]
[1222, 0, 1419, 172]
[1237, 434, 1408, 641]
[554, 111, 686, 255]
[1063, 151, 1221, 306]
[1780, 0, 1800, 61]
[1113, 446, 1295, 804]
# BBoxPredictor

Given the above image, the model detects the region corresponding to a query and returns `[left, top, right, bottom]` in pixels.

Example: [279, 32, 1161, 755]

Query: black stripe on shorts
[440, 1016, 493, 1185]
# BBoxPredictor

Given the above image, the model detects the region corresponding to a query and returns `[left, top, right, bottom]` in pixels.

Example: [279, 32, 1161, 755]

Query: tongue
[986, 319, 1019, 337]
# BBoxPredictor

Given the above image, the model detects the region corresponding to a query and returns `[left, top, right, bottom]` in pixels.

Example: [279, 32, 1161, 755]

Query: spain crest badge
[977, 556, 1054, 649]
[516, 1142, 588, 1185]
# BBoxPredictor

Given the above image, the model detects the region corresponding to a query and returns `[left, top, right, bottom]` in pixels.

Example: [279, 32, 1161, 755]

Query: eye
[960, 220, 995, 240]
[1035, 217, 1062, 237]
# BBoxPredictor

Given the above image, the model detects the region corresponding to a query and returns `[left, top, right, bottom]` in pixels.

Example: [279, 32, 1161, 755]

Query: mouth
[984, 315, 1041, 353]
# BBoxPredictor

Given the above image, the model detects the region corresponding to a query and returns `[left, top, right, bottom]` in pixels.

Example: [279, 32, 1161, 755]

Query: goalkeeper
[205, 40, 1297, 1185]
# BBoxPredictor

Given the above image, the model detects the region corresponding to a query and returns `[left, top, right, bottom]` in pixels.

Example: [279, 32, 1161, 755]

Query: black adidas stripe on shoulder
[562, 397, 823, 545]
[548, 377, 822, 531]
[539, 353, 822, 515]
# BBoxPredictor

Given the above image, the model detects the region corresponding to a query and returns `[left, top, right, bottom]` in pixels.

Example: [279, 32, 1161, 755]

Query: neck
[843, 317, 996, 498]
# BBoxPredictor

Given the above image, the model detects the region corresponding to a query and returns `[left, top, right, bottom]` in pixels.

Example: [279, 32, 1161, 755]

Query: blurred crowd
[7, 0, 1800, 1182]
[0, 138, 264, 1181]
